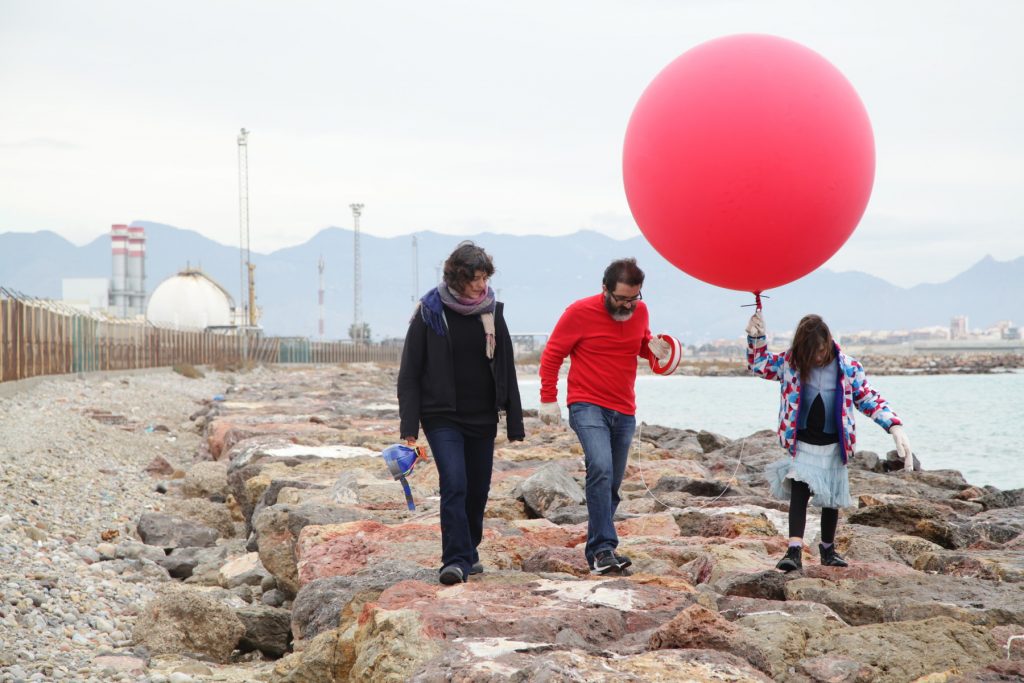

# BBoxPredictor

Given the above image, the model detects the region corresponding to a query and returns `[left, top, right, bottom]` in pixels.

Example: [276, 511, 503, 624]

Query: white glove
[539, 401, 562, 426]
[746, 311, 766, 337]
[890, 425, 914, 470]
[648, 336, 672, 364]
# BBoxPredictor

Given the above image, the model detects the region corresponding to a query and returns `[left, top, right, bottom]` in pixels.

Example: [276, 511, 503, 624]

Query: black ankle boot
[776, 545, 802, 572]
[819, 543, 848, 567]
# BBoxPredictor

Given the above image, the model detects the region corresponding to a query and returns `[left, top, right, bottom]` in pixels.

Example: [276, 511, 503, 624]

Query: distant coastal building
[950, 315, 969, 340]
[146, 268, 237, 330]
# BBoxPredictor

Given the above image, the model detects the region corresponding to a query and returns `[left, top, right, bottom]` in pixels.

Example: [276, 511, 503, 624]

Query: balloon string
[754, 291, 762, 311]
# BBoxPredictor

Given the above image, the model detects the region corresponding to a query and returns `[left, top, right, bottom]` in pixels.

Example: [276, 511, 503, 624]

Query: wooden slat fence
[0, 292, 401, 383]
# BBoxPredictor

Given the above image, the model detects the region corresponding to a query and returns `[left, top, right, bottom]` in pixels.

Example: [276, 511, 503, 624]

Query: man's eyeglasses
[608, 291, 643, 304]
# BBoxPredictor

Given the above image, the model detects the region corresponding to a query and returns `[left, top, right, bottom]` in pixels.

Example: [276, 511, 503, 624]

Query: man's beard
[604, 294, 634, 321]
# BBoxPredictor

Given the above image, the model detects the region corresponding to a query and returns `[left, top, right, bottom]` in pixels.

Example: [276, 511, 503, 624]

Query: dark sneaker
[439, 565, 465, 585]
[591, 550, 626, 575]
[776, 545, 803, 572]
[819, 543, 848, 567]
[469, 562, 484, 575]
[613, 553, 632, 571]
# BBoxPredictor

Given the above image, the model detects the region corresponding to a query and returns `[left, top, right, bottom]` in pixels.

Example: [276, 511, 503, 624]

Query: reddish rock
[521, 547, 590, 576]
[296, 520, 450, 585]
[617, 511, 680, 538]
[800, 560, 919, 581]
[648, 604, 739, 651]
[507, 518, 587, 547]
[144, 455, 175, 476]
[359, 575, 696, 650]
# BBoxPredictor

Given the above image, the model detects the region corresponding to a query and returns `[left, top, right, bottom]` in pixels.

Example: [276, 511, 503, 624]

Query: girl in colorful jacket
[745, 311, 914, 572]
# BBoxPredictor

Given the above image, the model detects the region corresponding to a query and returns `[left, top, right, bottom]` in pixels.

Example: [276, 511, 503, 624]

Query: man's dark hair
[443, 241, 495, 292]
[602, 258, 645, 291]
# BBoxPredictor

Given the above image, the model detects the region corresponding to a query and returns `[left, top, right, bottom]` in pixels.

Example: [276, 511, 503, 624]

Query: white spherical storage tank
[146, 269, 234, 330]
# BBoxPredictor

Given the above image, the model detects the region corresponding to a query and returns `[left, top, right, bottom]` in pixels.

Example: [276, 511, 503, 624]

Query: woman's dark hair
[602, 258, 645, 292]
[791, 314, 835, 380]
[443, 241, 495, 292]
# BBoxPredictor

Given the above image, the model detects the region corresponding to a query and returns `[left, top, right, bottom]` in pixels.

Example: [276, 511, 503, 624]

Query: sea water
[518, 371, 1024, 491]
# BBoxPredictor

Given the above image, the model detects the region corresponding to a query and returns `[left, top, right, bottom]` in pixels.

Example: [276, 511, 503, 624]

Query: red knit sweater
[540, 294, 654, 415]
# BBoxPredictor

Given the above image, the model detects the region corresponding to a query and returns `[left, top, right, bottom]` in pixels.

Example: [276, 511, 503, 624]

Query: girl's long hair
[791, 314, 835, 381]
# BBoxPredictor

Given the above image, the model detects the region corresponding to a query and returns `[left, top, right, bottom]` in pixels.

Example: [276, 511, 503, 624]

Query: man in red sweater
[539, 258, 681, 574]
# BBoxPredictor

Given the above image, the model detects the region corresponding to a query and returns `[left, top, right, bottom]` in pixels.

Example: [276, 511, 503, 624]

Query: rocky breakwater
[119, 364, 1024, 682]
[859, 353, 1024, 375]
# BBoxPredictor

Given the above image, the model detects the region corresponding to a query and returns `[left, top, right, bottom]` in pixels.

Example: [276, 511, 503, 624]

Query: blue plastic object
[381, 444, 424, 510]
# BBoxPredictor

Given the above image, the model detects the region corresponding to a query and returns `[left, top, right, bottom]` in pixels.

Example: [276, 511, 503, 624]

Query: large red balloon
[623, 34, 875, 293]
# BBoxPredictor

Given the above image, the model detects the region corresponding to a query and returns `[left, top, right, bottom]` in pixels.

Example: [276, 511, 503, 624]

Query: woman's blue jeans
[424, 426, 495, 576]
[568, 402, 636, 565]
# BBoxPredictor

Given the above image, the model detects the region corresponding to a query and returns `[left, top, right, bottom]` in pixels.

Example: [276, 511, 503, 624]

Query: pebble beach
[0, 369, 269, 682]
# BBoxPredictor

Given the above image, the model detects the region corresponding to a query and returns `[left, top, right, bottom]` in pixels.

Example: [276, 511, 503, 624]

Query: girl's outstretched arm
[746, 311, 784, 381]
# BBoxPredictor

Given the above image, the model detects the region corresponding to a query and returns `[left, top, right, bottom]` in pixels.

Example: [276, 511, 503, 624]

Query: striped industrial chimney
[110, 224, 129, 316]
[127, 226, 146, 316]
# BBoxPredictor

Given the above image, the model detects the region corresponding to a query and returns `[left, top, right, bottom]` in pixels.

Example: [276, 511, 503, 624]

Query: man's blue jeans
[424, 426, 495, 576]
[568, 402, 636, 565]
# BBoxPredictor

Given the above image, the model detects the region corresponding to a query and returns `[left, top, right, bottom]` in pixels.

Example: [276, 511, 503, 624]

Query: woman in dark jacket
[397, 241, 525, 585]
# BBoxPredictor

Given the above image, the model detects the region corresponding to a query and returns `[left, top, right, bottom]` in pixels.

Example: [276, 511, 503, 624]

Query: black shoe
[469, 562, 484, 575]
[819, 543, 848, 567]
[591, 550, 627, 575]
[776, 545, 803, 572]
[439, 565, 466, 585]
[613, 553, 632, 571]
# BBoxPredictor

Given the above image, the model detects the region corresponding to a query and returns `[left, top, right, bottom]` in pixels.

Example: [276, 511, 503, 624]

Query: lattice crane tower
[350, 203, 364, 341]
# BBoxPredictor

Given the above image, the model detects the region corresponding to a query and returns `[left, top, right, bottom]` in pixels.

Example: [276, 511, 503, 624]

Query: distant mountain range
[1, 222, 1021, 342]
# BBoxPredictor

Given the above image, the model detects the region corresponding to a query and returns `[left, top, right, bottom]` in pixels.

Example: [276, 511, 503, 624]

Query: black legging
[788, 480, 838, 542]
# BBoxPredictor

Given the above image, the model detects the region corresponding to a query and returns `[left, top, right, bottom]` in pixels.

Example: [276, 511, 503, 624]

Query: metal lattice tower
[237, 128, 251, 325]
[318, 255, 325, 339]
[350, 203, 364, 341]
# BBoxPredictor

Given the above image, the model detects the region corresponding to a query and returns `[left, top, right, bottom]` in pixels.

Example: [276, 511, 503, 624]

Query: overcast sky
[1, 1, 1022, 287]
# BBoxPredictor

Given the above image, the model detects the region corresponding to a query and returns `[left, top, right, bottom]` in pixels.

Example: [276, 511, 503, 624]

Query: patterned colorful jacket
[746, 335, 902, 463]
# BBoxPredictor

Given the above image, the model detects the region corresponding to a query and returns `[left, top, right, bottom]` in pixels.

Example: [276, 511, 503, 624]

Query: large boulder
[847, 501, 975, 548]
[236, 604, 292, 658]
[132, 586, 246, 663]
[410, 648, 774, 682]
[137, 512, 218, 549]
[672, 506, 779, 538]
[254, 503, 373, 595]
[785, 573, 1024, 627]
[516, 462, 585, 518]
[182, 461, 229, 500]
[270, 628, 348, 683]
[162, 497, 238, 538]
[801, 616, 1001, 683]
[290, 560, 437, 644]
[914, 548, 1024, 583]
[218, 552, 273, 589]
